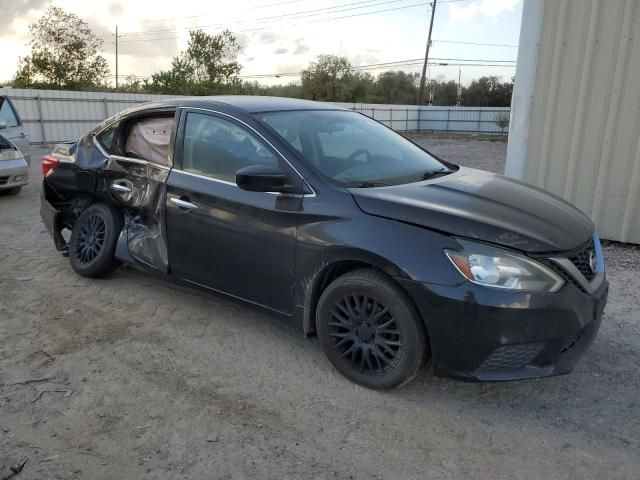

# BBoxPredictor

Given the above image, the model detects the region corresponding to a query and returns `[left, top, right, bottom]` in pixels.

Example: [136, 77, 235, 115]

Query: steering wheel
[347, 148, 372, 164]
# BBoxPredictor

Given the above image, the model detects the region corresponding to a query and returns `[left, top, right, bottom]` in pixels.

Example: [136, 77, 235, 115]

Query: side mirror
[236, 164, 288, 193]
[0, 120, 7, 130]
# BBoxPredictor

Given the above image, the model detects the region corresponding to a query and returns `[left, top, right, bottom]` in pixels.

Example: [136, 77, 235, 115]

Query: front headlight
[445, 240, 565, 293]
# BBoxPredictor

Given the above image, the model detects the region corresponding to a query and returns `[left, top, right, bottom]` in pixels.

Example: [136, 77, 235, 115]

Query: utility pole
[115, 25, 119, 89]
[456, 66, 462, 106]
[417, 0, 437, 105]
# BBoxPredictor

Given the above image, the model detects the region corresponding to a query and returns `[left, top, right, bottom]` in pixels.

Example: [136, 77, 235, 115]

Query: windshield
[258, 110, 451, 187]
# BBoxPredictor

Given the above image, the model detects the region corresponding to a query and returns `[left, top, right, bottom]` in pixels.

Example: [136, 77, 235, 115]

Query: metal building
[506, 0, 640, 244]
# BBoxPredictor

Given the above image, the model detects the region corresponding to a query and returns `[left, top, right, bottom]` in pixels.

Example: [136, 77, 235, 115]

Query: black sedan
[40, 97, 608, 389]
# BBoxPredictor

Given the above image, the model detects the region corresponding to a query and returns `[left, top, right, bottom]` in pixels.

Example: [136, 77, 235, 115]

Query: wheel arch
[301, 251, 430, 345]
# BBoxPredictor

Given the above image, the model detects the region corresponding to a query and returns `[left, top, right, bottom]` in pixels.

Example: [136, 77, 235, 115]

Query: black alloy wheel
[328, 293, 403, 375]
[73, 212, 106, 265]
[69, 203, 122, 278]
[317, 268, 428, 390]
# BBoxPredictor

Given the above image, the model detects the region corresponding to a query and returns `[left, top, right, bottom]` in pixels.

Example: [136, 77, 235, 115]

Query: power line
[118, 0, 413, 37]
[117, 1, 431, 43]
[112, 59, 515, 81]
[131, 0, 311, 25]
[433, 39, 519, 48]
[118, 0, 467, 32]
[351, 57, 515, 68]
[238, 60, 515, 78]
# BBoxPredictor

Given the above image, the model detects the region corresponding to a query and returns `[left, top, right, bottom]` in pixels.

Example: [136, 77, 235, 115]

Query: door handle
[112, 183, 132, 193]
[171, 197, 198, 210]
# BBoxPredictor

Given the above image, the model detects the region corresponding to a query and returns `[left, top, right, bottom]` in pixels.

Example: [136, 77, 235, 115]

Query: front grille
[0, 176, 9, 185]
[478, 343, 544, 373]
[569, 238, 596, 282]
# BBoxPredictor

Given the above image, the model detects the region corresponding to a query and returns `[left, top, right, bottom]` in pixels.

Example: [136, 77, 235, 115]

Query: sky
[0, 0, 523, 86]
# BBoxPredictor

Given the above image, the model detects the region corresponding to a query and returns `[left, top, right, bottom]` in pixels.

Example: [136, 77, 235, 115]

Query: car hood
[349, 167, 594, 253]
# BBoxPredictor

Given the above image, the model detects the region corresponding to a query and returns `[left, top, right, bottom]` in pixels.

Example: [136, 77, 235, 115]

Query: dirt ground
[1, 141, 639, 480]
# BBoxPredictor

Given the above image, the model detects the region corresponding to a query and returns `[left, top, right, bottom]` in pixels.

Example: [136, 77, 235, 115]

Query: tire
[68, 203, 122, 278]
[316, 268, 428, 390]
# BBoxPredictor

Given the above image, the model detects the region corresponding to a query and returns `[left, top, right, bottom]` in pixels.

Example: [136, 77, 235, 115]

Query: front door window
[182, 112, 279, 183]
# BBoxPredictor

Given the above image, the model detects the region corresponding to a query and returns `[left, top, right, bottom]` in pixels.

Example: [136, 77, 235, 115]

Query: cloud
[349, 52, 380, 67]
[448, 0, 520, 24]
[275, 64, 303, 75]
[259, 31, 279, 44]
[89, 18, 178, 76]
[274, 47, 287, 55]
[119, 37, 178, 60]
[293, 38, 310, 55]
[108, 2, 123, 17]
[235, 32, 250, 52]
[2, 0, 47, 25]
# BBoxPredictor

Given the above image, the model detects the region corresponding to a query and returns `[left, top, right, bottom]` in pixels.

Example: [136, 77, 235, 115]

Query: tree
[373, 71, 419, 104]
[260, 82, 304, 98]
[300, 55, 371, 102]
[494, 112, 510, 134]
[13, 7, 109, 89]
[117, 75, 146, 93]
[145, 30, 242, 95]
[462, 76, 513, 107]
[426, 80, 459, 106]
[350, 72, 375, 103]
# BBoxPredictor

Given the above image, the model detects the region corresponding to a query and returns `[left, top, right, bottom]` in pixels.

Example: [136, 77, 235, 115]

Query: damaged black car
[41, 97, 608, 389]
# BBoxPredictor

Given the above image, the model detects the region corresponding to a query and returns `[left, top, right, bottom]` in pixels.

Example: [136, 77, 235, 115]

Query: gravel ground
[1, 143, 639, 480]
[410, 135, 508, 173]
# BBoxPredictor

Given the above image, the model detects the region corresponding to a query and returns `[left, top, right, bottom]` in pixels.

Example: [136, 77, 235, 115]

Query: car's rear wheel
[316, 268, 427, 390]
[68, 203, 122, 278]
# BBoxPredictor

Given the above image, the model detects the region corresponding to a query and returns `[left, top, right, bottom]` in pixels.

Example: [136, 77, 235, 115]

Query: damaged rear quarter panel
[43, 109, 176, 273]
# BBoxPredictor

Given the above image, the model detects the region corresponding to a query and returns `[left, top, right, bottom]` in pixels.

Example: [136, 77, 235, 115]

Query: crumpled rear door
[105, 155, 171, 271]
[103, 113, 175, 272]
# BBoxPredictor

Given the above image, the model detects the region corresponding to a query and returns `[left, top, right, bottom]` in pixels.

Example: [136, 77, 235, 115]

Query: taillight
[42, 155, 59, 177]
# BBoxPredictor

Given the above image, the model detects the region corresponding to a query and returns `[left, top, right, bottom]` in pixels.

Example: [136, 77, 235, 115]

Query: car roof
[127, 96, 350, 115]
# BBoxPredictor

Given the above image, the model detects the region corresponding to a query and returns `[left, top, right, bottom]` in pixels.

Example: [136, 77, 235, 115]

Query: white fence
[0, 87, 510, 146]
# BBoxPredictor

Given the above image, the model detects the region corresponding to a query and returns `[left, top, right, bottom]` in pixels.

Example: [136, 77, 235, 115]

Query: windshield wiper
[421, 168, 452, 181]
[351, 181, 390, 188]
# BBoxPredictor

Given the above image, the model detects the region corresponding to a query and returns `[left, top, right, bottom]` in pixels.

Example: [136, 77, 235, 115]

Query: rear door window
[0, 97, 19, 127]
[124, 116, 173, 165]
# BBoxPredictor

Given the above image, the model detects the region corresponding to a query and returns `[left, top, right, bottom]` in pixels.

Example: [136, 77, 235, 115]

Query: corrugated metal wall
[515, 0, 640, 243]
[0, 88, 176, 145]
[0, 87, 509, 145]
[337, 103, 510, 133]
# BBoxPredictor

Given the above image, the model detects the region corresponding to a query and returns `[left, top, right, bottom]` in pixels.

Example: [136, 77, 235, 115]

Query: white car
[0, 131, 28, 195]
[0, 96, 29, 195]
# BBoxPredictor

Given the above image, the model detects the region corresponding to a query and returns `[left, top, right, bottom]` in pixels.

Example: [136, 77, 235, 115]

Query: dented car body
[41, 97, 608, 389]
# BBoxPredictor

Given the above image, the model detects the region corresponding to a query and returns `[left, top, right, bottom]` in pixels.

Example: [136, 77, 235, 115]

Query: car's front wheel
[316, 268, 428, 390]
[68, 203, 122, 278]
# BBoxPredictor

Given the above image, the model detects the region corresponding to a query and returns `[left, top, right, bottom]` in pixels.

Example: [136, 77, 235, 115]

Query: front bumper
[399, 276, 608, 381]
[0, 158, 28, 190]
